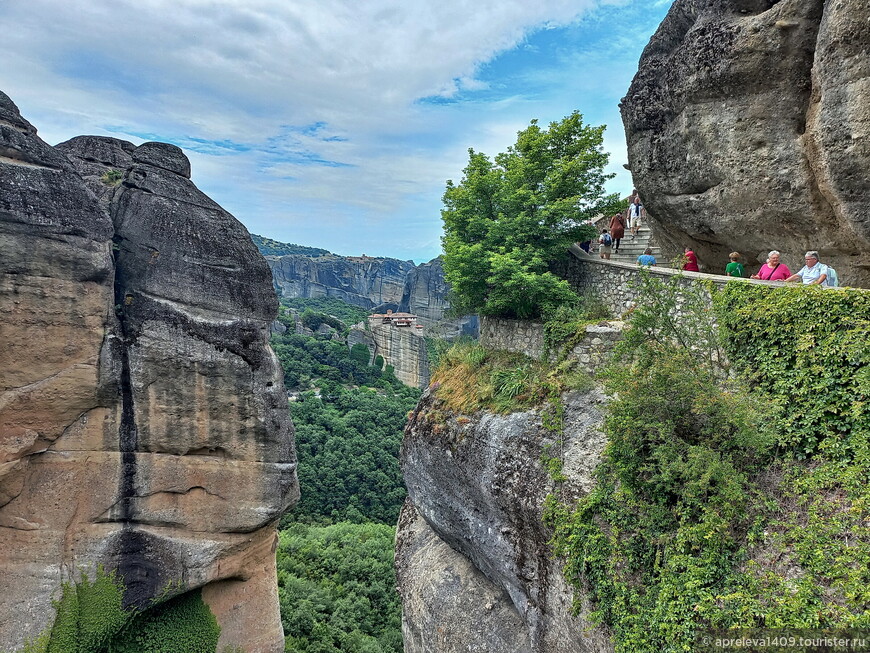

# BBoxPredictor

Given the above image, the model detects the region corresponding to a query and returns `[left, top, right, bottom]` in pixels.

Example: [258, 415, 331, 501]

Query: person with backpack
[598, 229, 613, 260]
[725, 252, 745, 277]
[785, 251, 828, 285]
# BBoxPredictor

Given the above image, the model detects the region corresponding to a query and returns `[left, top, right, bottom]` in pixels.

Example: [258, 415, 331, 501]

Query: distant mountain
[251, 234, 331, 257]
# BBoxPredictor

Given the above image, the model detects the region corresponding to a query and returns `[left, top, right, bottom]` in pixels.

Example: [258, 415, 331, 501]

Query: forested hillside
[252, 234, 332, 258]
[272, 297, 421, 652]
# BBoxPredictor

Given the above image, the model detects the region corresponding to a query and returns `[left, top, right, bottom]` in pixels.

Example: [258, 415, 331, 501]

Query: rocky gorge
[0, 90, 297, 651]
[268, 253, 478, 338]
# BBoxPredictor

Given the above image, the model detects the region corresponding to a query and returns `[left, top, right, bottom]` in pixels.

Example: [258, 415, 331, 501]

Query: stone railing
[479, 246, 793, 372]
[555, 244, 784, 318]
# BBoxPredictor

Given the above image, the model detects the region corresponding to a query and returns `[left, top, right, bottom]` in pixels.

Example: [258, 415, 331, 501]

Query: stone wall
[555, 245, 745, 318]
[479, 317, 545, 360]
[480, 316, 623, 376]
[480, 247, 790, 373]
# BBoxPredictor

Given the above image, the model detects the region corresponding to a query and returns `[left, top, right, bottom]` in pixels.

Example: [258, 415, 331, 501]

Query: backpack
[600, 233, 612, 246]
[825, 264, 839, 287]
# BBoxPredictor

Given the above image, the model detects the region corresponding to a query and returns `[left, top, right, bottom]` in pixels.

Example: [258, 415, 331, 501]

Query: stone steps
[593, 225, 671, 267]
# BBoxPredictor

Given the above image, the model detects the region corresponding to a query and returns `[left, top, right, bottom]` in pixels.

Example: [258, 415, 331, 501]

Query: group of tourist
[641, 248, 836, 286]
[588, 192, 838, 286]
[597, 194, 645, 260]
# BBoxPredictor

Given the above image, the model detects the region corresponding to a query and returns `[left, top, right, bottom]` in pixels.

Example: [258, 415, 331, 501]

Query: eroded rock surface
[398, 389, 612, 652]
[622, 0, 870, 285]
[268, 253, 415, 311]
[0, 92, 297, 652]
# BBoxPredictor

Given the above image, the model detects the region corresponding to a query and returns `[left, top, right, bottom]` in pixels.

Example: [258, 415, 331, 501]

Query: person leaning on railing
[751, 250, 792, 281]
[784, 250, 827, 285]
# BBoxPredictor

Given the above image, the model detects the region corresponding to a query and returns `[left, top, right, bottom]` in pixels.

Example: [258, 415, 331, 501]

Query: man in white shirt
[628, 197, 644, 239]
[785, 251, 828, 285]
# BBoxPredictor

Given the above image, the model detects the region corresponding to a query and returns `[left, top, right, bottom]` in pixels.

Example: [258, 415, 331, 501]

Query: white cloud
[0, 0, 671, 260]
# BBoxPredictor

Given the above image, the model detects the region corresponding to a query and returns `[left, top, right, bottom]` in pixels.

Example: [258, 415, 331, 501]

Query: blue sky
[0, 0, 673, 263]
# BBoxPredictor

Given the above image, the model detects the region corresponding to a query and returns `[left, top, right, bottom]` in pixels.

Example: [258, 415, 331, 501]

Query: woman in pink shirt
[751, 250, 792, 281]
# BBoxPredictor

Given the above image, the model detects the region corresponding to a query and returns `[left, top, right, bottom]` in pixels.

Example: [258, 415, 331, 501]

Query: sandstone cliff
[267, 253, 478, 337]
[0, 91, 297, 651]
[622, 0, 870, 286]
[269, 254, 415, 313]
[368, 322, 430, 389]
[398, 389, 612, 652]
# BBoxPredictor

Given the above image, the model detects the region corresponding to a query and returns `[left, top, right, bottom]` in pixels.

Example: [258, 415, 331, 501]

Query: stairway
[600, 224, 670, 267]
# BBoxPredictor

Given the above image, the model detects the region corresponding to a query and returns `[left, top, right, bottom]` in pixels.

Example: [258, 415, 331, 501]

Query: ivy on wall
[545, 279, 870, 652]
[14, 568, 221, 653]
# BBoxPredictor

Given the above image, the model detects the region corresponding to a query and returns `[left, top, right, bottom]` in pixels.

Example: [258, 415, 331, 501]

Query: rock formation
[268, 253, 415, 313]
[0, 90, 297, 651]
[622, 0, 870, 286]
[267, 254, 478, 337]
[398, 389, 612, 652]
[367, 321, 430, 388]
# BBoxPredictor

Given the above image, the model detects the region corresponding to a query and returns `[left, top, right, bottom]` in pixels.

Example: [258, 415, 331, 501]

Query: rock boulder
[0, 91, 297, 652]
[622, 0, 870, 285]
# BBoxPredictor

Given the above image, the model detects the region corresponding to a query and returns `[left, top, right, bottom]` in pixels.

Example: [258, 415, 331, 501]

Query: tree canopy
[441, 111, 624, 318]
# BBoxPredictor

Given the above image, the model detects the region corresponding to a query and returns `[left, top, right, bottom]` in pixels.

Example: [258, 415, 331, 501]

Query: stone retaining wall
[480, 247, 787, 372]
[479, 316, 623, 375]
[554, 245, 754, 318]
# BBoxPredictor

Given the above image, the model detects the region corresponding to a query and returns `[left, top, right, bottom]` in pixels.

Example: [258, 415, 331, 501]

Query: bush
[545, 276, 870, 651]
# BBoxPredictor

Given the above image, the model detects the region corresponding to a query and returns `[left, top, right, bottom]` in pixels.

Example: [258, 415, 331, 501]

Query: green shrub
[545, 277, 870, 652]
[100, 169, 123, 186]
[11, 569, 221, 653]
[111, 591, 220, 653]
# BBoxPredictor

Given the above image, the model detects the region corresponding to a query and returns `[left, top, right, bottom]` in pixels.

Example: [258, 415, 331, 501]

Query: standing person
[751, 250, 791, 281]
[609, 212, 626, 253]
[725, 252, 745, 277]
[637, 247, 656, 266]
[598, 229, 613, 260]
[785, 251, 828, 285]
[628, 197, 644, 239]
[682, 246, 700, 272]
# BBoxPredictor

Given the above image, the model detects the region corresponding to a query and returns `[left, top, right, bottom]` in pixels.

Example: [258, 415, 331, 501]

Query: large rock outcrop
[398, 389, 612, 652]
[368, 322, 430, 388]
[623, 0, 870, 286]
[267, 254, 478, 337]
[268, 253, 415, 312]
[0, 91, 297, 651]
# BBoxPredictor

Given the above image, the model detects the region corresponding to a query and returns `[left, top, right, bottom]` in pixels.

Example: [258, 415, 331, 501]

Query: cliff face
[622, 0, 870, 285]
[368, 323, 430, 389]
[398, 389, 612, 652]
[268, 254, 479, 337]
[269, 254, 415, 312]
[0, 91, 297, 651]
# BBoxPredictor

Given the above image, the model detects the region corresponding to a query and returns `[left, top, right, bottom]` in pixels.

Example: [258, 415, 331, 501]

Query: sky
[0, 0, 674, 263]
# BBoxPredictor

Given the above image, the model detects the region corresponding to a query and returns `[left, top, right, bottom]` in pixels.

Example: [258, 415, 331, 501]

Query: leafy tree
[277, 522, 402, 652]
[285, 383, 419, 525]
[441, 111, 625, 318]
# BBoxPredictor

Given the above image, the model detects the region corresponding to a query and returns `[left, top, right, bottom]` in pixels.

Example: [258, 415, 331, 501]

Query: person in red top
[682, 246, 700, 272]
[751, 250, 792, 281]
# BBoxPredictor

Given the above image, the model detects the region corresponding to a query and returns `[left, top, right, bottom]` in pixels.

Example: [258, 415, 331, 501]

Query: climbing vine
[12, 568, 221, 653]
[545, 278, 870, 652]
